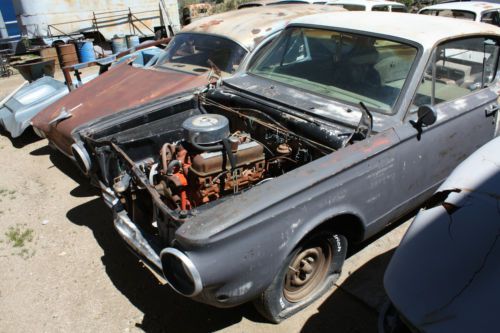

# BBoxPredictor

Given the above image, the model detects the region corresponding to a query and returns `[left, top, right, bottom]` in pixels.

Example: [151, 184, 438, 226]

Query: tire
[253, 231, 348, 323]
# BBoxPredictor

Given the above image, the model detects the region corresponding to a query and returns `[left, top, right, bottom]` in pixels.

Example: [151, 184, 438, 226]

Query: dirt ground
[0, 70, 411, 333]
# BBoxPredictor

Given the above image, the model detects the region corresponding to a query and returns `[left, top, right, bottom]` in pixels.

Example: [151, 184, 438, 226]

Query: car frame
[78, 12, 500, 322]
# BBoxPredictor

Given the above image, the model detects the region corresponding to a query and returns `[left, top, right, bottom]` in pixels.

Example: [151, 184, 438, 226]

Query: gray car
[77, 12, 500, 322]
[380, 135, 500, 333]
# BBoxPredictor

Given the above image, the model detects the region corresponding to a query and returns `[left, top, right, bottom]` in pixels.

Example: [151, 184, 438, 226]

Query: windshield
[156, 33, 247, 74]
[248, 27, 418, 114]
[420, 9, 476, 21]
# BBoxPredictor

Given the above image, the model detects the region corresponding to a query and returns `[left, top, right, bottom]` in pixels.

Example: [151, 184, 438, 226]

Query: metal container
[39, 47, 59, 66]
[126, 35, 140, 48]
[14, 59, 55, 82]
[56, 43, 78, 68]
[111, 36, 128, 54]
[182, 114, 230, 145]
[76, 40, 95, 62]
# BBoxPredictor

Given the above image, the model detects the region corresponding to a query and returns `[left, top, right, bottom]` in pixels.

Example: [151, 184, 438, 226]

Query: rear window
[392, 6, 407, 12]
[372, 5, 389, 11]
[329, 3, 365, 10]
[420, 9, 476, 21]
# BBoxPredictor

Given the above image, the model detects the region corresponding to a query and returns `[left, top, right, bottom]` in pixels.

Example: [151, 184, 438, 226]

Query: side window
[372, 5, 389, 11]
[391, 6, 407, 13]
[282, 29, 310, 65]
[481, 10, 500, 27]
[412, 37, 500, 108]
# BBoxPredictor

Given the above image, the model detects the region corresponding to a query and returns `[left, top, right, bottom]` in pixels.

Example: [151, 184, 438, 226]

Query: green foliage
[5, 225, 34, 248]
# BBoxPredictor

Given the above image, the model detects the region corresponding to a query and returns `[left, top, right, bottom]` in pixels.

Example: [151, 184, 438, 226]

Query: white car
[381, 135, 500, 333]
[326, 0, 407, 11]
[419, 1, 500, 26]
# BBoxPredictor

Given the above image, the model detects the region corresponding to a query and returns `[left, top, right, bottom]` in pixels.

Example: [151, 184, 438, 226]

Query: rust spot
[278, 12, 286, 17]
[254, 36, 265, 44]
[355, 136, 393, 153]
[199, 19, 224, 30]
[252, 28, 261, 34]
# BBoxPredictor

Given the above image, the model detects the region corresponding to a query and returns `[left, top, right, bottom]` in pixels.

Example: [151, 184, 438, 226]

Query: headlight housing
[160, 247, 202, 297]
[71, 142, 92, 176]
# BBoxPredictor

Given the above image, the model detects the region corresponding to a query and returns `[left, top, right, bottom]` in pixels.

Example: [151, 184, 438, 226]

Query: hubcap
[283, 242, 333, 303]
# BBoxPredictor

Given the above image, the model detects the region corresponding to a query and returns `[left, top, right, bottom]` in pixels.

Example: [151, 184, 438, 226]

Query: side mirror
[417, 105, 437, 126]
[410, 105, 437, 141]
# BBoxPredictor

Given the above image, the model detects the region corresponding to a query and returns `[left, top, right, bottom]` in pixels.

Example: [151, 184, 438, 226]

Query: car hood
[384, 136, 500, 333]
[32, 63, 210, 156]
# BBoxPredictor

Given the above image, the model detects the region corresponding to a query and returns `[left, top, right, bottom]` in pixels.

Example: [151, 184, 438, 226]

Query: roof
[419, 1, 500, 17]
[326, 0, 406, 8]
[180, 4, 345, 51]
[289, 12, 500, 48]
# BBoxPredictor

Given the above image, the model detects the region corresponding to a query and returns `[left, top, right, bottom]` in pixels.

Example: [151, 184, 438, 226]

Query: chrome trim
[32, 126, 46, 139]
[114, 210, 162, 272]
[100, 184, 119, 209]
[160, 247, 203, 297]
[71, 142, 92, 175]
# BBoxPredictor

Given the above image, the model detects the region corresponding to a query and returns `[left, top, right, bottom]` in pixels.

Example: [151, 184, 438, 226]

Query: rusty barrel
[40, 47, 59, 66]
[56, 43, 78, 69]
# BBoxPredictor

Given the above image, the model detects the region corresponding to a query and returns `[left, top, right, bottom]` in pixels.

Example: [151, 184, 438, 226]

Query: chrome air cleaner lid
[182, 114, 230, 145]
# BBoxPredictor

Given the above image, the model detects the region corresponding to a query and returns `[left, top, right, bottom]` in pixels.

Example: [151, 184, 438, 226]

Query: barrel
[56, 43, 78, 69]
[76, 40, 95, 62]
[126, 35, 140, 48]
[40, 47, 59, 66]
[111, 36, 128, 54]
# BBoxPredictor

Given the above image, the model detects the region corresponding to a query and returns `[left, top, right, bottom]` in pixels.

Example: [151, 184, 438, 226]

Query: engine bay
[132, 108, 335, 213]
[107, 93, 357, 217]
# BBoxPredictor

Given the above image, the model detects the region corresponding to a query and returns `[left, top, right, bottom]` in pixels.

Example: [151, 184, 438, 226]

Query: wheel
[253, 231, 347, 323]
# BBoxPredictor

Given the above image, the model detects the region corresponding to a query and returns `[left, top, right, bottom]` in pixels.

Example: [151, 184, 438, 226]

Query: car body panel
[31, 63, 209, 156]
[0, 77, 67, 137]
[383, 135, 500, 333]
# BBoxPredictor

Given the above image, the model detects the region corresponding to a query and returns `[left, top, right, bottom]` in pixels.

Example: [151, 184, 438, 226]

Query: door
[390, 36, 499, 220]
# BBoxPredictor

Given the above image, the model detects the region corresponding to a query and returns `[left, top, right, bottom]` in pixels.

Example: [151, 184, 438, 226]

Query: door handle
[485, 104, 499, 117]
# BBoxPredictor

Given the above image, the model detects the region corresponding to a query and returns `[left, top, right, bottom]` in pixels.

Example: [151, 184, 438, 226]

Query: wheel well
[313, 214, 365, 244]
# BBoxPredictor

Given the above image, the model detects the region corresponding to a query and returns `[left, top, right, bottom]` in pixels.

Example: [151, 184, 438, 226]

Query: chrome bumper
[101, 184, 166, 283]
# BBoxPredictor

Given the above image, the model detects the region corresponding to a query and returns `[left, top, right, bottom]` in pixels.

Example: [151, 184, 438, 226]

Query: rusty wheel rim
[283, 242, 332, 303]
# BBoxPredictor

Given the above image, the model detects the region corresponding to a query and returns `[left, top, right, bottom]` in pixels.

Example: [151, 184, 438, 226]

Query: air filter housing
[182, 114, 230, 145]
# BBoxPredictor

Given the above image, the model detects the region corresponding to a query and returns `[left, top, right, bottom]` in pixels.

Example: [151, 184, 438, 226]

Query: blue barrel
[126, 35, 140, 48]
[76, 41, 95, 62]
[112, 37, 128, 54]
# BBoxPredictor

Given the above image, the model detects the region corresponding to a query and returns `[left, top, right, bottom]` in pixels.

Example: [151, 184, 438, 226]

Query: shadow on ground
[301, 249, 396, 333]
[66, 197, 265, 333]
[30, 144, 99, 197]
[0, 127, 42, 148]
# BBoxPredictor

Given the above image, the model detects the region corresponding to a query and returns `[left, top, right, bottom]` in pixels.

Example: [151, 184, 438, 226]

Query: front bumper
[101, 185, 165, 282]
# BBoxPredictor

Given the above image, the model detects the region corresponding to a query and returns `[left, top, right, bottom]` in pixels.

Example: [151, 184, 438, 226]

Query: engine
[153, 114, 268, 210]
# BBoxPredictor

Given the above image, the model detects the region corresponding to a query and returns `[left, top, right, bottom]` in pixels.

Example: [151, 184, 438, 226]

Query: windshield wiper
[342, 102, 373, 146]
